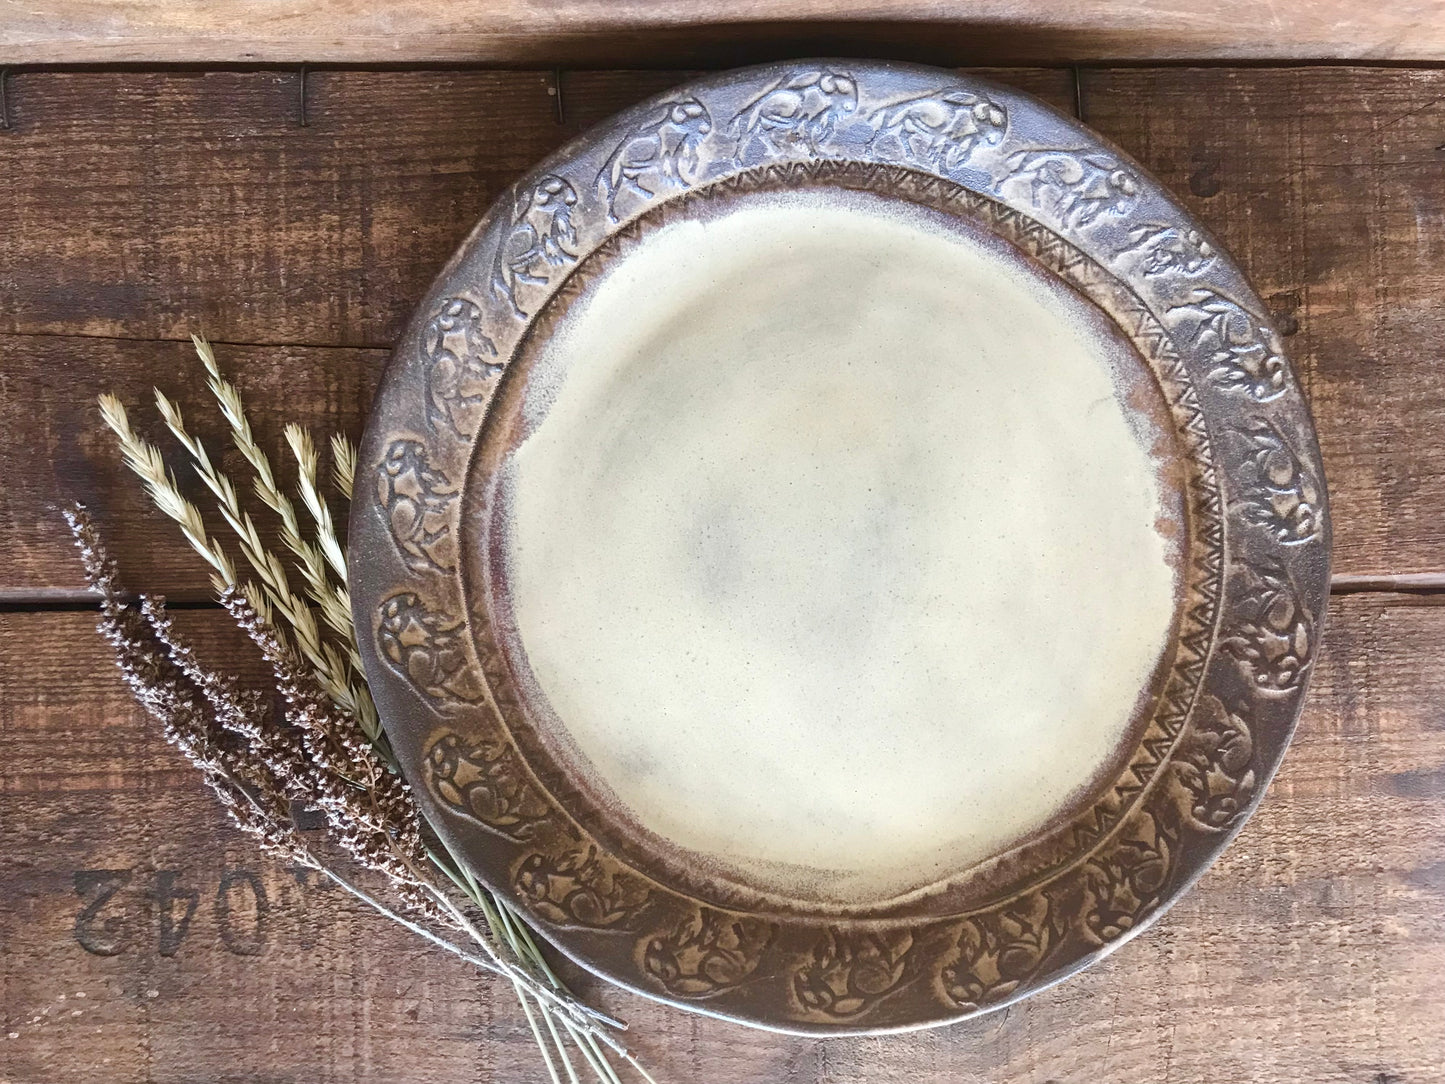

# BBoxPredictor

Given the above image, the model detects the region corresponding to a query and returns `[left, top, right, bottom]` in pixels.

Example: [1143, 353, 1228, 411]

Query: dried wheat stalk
[287, 424, 348, 586]
[86, 339, 654, 1084]
[331, 433, 358, 501]
[187, 338, 382, 740]
[68, 502, 638, 1077]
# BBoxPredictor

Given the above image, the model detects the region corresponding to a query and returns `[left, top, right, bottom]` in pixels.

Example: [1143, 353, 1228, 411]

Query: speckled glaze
[350, 61, 1330, 1035]
[492, 184, 1186, 908]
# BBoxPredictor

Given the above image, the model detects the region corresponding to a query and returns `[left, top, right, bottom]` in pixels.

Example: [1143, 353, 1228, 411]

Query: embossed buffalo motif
[1080, 812, 1178, 945]
[1166, 287, 1287, 403]
[513, 845, 649, 929]
[1119, 224, 1217, 276]
[491, 174, 579, 317]
[420, 298, 500, 437]
[1223, 563, 1313, 695]
[424, 731, 551, 839]
[641, 909, 775, 998]
[791, 928, 915, 1020]
[938, 893, 1053, 1011]
[1004, 150, 1140, 228]
[1234, 419, 1323, 545]
[597, 97, 713, 223]
[730, 69, 859, 160]
[376, 439, 457, 574]
[1176, 696, 1257, 832]
[866, 89, 1007, 174]
[376, 592, 485, 708]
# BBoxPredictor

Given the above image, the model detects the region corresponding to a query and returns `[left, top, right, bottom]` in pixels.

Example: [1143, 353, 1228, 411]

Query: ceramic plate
[351, 60, 1330, 1034]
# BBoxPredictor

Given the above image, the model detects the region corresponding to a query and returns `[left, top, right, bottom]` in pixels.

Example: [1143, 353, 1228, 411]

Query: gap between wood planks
[0, 328, 403, 354]
[5, 576, 1445, 614]
[4, 58, 1445, 77]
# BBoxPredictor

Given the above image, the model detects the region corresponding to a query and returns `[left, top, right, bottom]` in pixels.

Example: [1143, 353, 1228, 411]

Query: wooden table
[2, 62, 1443, 1083]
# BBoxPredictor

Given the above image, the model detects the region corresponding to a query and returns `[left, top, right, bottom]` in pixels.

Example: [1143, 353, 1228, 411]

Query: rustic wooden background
[9, 2, 1445, 65]
[2, 62, 1444, 1083]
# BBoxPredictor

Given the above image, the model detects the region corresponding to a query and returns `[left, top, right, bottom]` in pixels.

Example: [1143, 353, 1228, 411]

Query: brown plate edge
[348, 58, 1332, 1035]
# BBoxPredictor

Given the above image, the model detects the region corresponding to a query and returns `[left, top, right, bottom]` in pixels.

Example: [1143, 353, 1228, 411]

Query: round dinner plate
[351, 60, 1330, 1034]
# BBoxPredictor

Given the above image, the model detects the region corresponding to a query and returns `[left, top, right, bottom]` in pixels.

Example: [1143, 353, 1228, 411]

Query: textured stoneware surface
[489, 183, 1186, 908]
[350, 60, 1331, 1034]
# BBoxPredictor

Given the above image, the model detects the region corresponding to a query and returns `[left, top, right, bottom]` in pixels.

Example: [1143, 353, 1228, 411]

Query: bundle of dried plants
[75, 337, 653, 1084]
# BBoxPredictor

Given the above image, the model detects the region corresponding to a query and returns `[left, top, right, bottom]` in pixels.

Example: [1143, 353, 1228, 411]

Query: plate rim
[350, 57, 1332, 1035]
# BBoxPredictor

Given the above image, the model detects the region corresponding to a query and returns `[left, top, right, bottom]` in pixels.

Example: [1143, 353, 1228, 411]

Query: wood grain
[0, 68, 1070, 349]
[7, 0, 1445, 66]
[2, 597, 1441, 1083]
[0, 69, 576, 349]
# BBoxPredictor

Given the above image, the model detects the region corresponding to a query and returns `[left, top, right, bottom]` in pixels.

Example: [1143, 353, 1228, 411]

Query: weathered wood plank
[0, 67, 1073, 348]
[1, 596, 1442, 1083]
[0, 69, 567, 349]
[1082, 66, 1445, 579]
[7, 0, 1445, 66]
